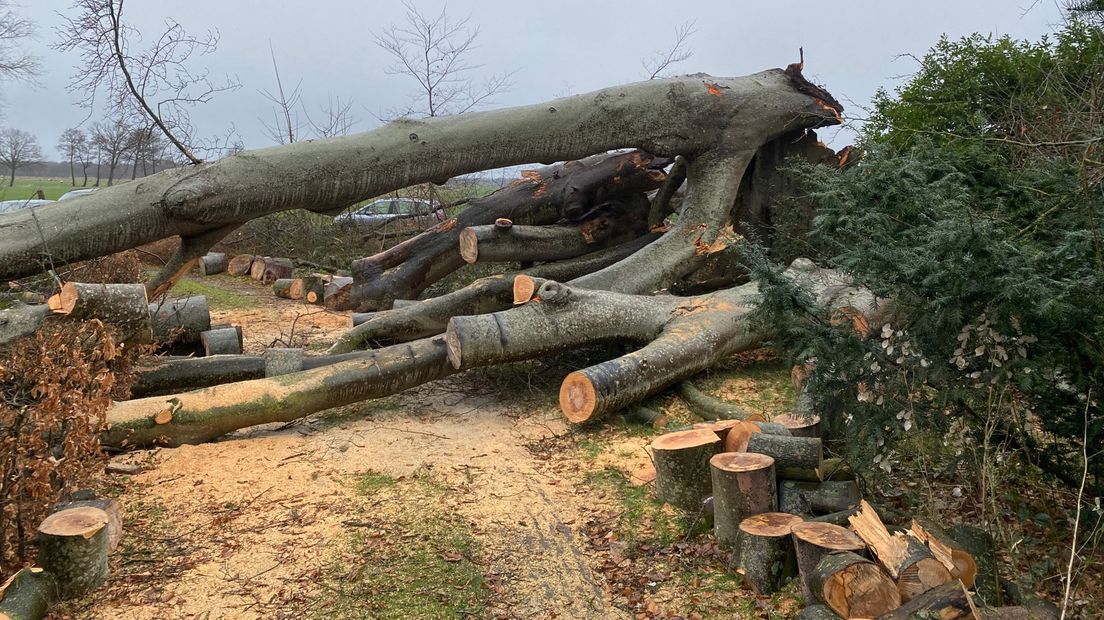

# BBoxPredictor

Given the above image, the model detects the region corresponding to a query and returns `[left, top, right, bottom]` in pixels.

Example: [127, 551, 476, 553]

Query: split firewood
[53, 282, 153, 344]
[910, 520, 977, 589]
[249, 256, 270, 280]
[0, 567, 56, 620]
[261, 258, 294, 285]
[710, 452, 777, 546]
[948, 523, 1001, 606]
[324, 277, 354, 311]
[226, 254, 255, 276]
[732, 512, 804, 595]
[849, 500, 952, 601]
[36, 507, 110, 599]
[876, 579, 978, 619]
[149, 296, 211, 344]
[810, 551, 902, 618]
[200, 326, 243, 356]
[650, 428, 722, 512]
[197, 252, 228, 276]
[791, 521, 867, 603]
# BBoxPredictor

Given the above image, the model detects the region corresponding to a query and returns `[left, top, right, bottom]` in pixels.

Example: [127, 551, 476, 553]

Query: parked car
[58, 188, 98, 201]
[334, 197, 443, 228]
[0, 199, 55, 214]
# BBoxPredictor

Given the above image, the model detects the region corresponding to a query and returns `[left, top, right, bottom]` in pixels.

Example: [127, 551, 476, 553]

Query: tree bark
[650, 428, 721, 512]
[731, 512, 804, 595]
[272, 278, 297, 299]
[877, 579, 978, 620]
[710, 452, 776, 547]
[53, 282, 152, 344]
[197, 252, 228, 276]
[200, 326, 243, 356]
[49, 498, 122, 553]
[779, 480, 861, 517]
[149, 296, 211, 344]
[102, 337, 455, 448]
[744, 434, 822, 472]
[810, 551, 901, 618]
[0, 568, 56, 620]
[36, 507, 110, 600]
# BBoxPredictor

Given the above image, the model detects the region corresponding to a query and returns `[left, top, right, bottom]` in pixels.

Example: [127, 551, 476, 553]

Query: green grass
[0, 176, 92, 201]
[312, 474, 487, 619]
[171, 277, 257, 311]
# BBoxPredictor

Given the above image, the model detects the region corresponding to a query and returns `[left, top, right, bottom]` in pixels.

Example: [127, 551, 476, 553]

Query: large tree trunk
[0, 68, 839, 287]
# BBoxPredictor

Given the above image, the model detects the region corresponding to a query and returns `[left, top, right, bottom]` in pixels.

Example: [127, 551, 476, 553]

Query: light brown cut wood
[911, 520, 957, 573]
[458, 227, 479, 263]
[772, 413, 822, 438]
[153, 409, 173, 425]
[494, 217, 512, 229]
[877, 579, 979, 620]
[849, 499, 909, 577]
[37, 507, 110, 599]
[791, 521, 866, 604]
[652, 428, 721, 451]
[323, 276, 355, 311]
[513, 274, 538, 305]
[226, 254, 255, 276]
[38, 506, 108, 538]
[733, 512, 804, 594]
[249, 256, 269, 280]
[811, 551, 901, 618]
[850, 501, 952, 601]
[560, 371, 598, 423]
[272, 278, 297, 299]
[261, 258, 294, 285]
[740, 512, 804, 537]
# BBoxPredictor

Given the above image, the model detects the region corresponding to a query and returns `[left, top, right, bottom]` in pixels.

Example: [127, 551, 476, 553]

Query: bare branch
[642, 20, 696, 80]
[258, 43, 304, 145]
[0, 1, 40, 84]
[54, 0, 241, 163]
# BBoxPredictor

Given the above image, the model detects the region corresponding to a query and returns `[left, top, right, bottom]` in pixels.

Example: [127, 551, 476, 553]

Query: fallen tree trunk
[149, 296, 211, 344]
[877, 579, 977, 620]
[103, 337, 455, 448]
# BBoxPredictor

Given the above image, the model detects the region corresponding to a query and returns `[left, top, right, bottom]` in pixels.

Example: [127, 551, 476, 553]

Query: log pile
[644, 398, 1052, 619]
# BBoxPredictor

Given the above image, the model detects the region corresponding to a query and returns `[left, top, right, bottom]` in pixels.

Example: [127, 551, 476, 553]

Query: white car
[0, 199, 55, 214]
[335, 197, 443, 227]
[58, 188, 98, 201]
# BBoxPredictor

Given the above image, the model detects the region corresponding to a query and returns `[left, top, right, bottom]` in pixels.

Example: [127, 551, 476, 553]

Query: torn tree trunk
[0, 68, 840, 302]
[102, 337, 455, 448]
[351, 150, 665, 310]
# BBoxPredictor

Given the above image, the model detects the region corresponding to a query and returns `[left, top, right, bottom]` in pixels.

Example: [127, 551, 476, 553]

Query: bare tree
[642, 21, 696, 80]
[0, 0, 38, 84]
[91, 117, 134, 186]
[0, 127, 41, 186]
[258, 44, 304, 145]
[374, 0, 511, 118]
[56, 127, 87, 186]
[307, 94, 357, 138]
[55, 0, 240, 164]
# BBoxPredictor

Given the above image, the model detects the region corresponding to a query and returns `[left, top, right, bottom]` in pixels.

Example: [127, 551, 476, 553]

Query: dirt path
[73, 276, 630, 619]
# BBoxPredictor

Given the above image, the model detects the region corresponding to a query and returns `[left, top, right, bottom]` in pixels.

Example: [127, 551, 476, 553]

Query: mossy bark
[0, 568, 57, 620]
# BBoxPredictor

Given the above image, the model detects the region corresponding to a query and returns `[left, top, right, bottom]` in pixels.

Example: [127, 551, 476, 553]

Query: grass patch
[0, 177, 84, 201]
[171, 277, 257, 310]
[582, 467, 687, 547]
[696, 356, 796, 418]
[576, 438, 603, 461]
[313, 474, 487, 619]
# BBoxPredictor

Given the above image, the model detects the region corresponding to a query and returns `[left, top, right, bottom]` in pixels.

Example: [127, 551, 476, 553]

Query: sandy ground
[72, 275, 637, 619]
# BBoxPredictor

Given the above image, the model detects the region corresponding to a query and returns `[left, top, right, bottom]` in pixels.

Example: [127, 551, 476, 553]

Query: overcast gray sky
[1, 0, 1068, 160]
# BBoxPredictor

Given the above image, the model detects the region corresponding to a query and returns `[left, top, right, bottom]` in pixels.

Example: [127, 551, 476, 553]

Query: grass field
[0, 176, 95, 201]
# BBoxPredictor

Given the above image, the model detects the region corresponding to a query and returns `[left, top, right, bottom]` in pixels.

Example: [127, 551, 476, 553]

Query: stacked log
[249, 256, 270, 280]
[226, 254, 255, 276]
[261, 258, 294, 285]
[710, 452, 776, 547]
[732, 512, 803, 594]
[197, 252, 228, 276]
[51, 282, 153, 344]
[650, 428, 722, 512]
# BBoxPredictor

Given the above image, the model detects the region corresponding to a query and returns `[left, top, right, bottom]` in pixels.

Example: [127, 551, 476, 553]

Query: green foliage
[749, 19, 1104, 490]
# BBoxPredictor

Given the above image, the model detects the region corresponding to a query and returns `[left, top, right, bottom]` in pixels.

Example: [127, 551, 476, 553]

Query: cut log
[909, 520, 973, 587]
[678, 381, 755, 420]
[49, 498, 122, 553]
[732, 512, 804, 595]
[226, 254, 255, 276]
[272, 278, 297, 299]
[149, 296, 211, 344]
[350, 312, 375, 327]
[723, 420, 792, 453]
[0, 567, 57, 620]
[949, 524, 1000, 605]
[324, 277, 354, 311]
[627, 405, 668, 428]
[264, 347, 304, 377]
[103, 337, 455, 447]
[458, 213, 646, 265]
[249, 256, 270, 280]
[818, 457, 854, 481]
[650, 429, 722, 512]
[0, 302, 51, 347]
[810, 551, 902, 618]
[197, 252, 228, 276]
[810, 508, 860, 527]
[744, 434, 822, 472]
[876, 579, 977, 620]
[791, 521, 866, 603]
[849, 500, 952, 601]
[772, 412, 822, 438]
[779, 480, 861, 517]
[132, 354, 265, 397]
[261, 258, 294, 285]
[710, 452, 777, 547]
[55, 282, 152, 344]
[200, 326, 243, 356]
[36, 507, 110, 599]
[292, 276, 324, 304]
